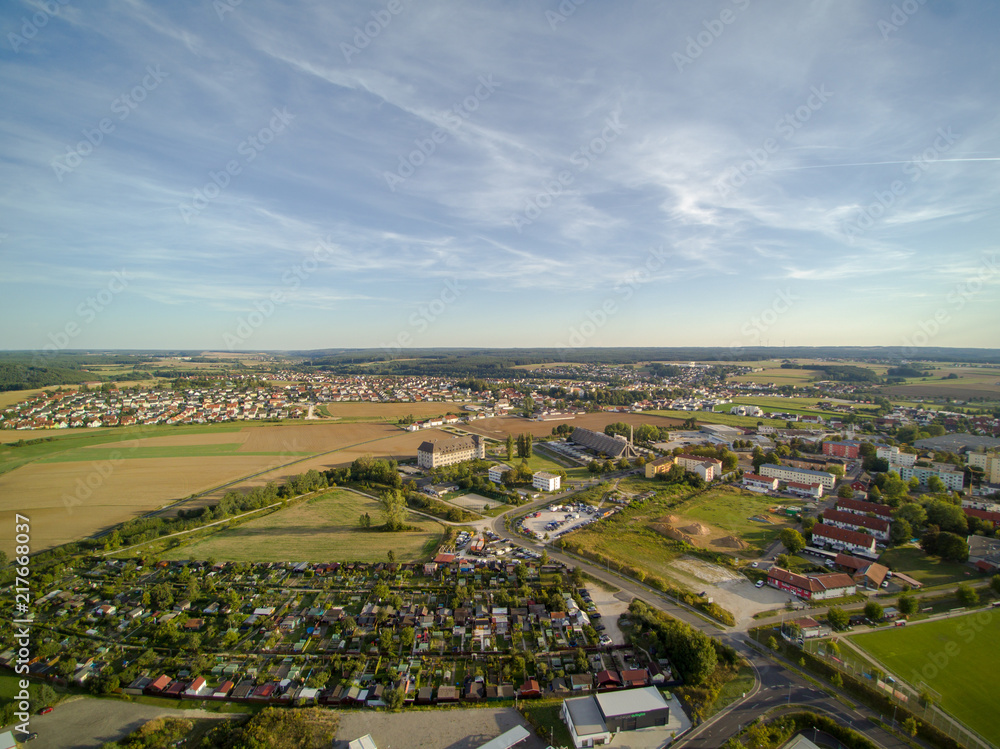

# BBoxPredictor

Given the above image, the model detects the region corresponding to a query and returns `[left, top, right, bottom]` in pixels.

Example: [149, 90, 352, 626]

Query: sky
[1, 0, 999, 355]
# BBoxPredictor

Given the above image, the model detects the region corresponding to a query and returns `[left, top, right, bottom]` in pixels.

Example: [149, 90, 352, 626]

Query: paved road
[487, 492, 922, 749]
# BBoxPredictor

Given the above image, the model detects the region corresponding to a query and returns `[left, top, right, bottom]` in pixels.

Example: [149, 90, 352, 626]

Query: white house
[488, 464, 511, 484]
[532, 471, 561, 492]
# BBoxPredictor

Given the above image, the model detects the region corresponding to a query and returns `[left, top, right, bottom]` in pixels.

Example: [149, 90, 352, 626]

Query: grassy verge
[518, 699, 574, 748]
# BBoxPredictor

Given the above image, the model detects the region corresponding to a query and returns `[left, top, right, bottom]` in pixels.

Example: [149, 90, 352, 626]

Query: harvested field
[160, 489, 444, 563]
[318, 401, 472, 421]
[462, 412, 683, 439]
[238, 422, 400, 453]
[193, 428, 455, 505]
[0, 456, 274, 554]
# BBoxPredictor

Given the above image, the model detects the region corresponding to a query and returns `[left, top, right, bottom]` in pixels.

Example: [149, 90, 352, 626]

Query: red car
[38, 706, 53, 715]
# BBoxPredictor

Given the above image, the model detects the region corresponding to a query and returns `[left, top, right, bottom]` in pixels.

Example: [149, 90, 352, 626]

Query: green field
[851, 610, 1000, 745]
[645, 409, 767, 428]
[494, 449, 592, 482]
[36, 444, 314, 462]
[879, 546, 983, 588]
[0, 422, 245, 475]
[159, 489, 444, 563]
[563, 484, 791, 584]
[680, 488, 799, 549]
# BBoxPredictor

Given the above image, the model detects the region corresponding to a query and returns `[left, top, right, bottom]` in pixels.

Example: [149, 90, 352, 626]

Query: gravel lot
[585, 583, 632, 645]
[334, 707, 547, 749]
[1, 696, 238, 748]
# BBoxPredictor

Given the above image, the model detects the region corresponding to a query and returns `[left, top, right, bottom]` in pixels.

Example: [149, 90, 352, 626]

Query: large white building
[968, 451, 1000, 484]
[877, 445, 916, 468]
[562, 687, 684, 748]
[487, 464, 511, 484]
[532, 471, 561, 492]
[416, 435, 485, 469]
[760, 464, 836, 490]
[899, 464, 964, 492]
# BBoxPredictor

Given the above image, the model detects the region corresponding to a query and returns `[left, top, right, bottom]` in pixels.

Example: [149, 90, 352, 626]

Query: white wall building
[532, 471, 561, 492]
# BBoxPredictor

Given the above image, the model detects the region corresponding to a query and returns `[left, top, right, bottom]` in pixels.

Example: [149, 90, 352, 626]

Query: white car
[755, 580, 765, 588]
[599, 634, 612, 645]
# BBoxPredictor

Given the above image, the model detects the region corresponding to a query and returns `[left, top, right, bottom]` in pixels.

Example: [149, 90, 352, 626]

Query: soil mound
[650, 523, 693, 544]
[715, 535, 749, 549]
[681, 522, 710, 536]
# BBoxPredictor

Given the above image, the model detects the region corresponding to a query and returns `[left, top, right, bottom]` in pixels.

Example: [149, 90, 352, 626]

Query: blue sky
[2, 0, 998, 354]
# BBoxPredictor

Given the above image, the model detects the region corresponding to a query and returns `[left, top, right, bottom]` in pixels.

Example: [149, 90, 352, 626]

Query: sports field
[851, 610, 1000, 745]
[159, 489, 444, 563]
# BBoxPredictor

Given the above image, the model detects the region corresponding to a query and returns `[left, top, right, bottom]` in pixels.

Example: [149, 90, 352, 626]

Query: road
[487, 487, 922, 749]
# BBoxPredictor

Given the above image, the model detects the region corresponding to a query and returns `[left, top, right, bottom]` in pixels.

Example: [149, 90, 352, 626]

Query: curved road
[487, 487, 918, 749]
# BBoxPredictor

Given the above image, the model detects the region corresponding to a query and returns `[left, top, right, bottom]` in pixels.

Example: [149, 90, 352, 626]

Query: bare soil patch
[462, 412, 683, 439]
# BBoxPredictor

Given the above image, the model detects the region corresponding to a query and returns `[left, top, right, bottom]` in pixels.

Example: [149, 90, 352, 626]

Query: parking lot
[519, 501, 600, 540]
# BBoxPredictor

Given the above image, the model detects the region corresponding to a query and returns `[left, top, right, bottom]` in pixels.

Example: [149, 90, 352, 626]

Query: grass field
[679, 488, 798, 549]
[851, 610, 1000, 745]
[488, 450, 592, 482]
[564, 484, 787, 585]
[879, 546, 983, 587]
[160, 489, 444, 563]
[645, 409, 770, 428]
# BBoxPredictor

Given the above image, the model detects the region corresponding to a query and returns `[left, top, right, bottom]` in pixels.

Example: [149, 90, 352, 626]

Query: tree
[837, 484, 854, 499]
[379, 489, 407, 531]
[864, 600, 884, 622]
[927, 475, 947, 494]
[831, 673, 843, 688]
[506, 434, 515, 461]
[827, 607, 849, 631]
[923, 500, 968, 535]
[386, 549, 396, 564]
[956, 582, 978, 607]
[767, 635, 779, 651]
[903, 717, 920, 737]
[889, 518, 912, 546]
[383, 687, 404, 710]
[992, 574, 1000, 596]
[897, 594, 918, 617]
[779, 528, 806, 554]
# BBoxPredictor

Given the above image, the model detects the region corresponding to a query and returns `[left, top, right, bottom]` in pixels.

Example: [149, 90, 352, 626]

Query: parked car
[38, 707, 53, 715]
[755, 580, 764, 588]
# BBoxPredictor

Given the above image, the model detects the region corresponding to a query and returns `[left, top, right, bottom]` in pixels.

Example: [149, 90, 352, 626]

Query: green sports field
[851, 610, 1000, 745]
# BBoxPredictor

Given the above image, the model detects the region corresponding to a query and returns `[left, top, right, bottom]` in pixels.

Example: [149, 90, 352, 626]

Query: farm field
[0, 421, 455, 554]
[462, 413, 683, 440]
[317, 401, 473, 422]
[645, 409, 766, 428]
[0, 455, 277, 554]
[851, 611, 1000, 746]
[159, 489, 444, 563]
[881, 366, 1000, 400]
[193, 427, 457, 505]
[879, 546, 984, 587]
